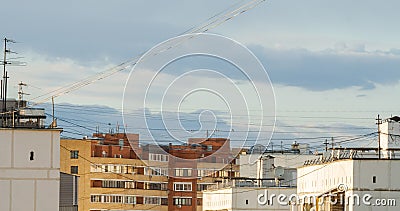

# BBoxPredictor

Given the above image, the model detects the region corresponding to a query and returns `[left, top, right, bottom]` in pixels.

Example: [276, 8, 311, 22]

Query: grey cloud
[3, 0, 243, 64]
[250, 45, 400, 91]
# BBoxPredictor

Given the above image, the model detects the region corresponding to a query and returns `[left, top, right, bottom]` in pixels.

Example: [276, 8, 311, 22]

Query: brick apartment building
[60, 133, 239, 211]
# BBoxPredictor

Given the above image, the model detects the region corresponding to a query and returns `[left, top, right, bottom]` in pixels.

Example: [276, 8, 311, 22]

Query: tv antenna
[17, 81, 29, 109]
[1, 38, 26, 126]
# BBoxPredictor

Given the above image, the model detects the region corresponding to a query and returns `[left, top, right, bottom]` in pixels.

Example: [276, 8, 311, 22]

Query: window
[197, 184, 211, 191]
[111, 195, 123, 203]
[161, 198, 168, 205]
[198, 169, 215, 177]
[89, 164, 139, 174]
[90, 194, 136, 204]
[91, 195, 101, 203]
[90, 164, 102, 173]
[111, 165, 122, 173]
[373, 176, 377, 183]
[174, 168, 192, 177]
[144, 197, 161, 205]
[245, 199, 249, 204]
[71, 166, 78, 174]
[174, 182, 192, 191]
[70, 150, 79, 159]
[145, 167, 168, 176]
[149, 153, 169, 162]
[144, 182, 167, 190]
[125, 181, 135, 189]
[207, 145, 212, 151]
[104, 180, 122, 188]
[30, 151, 34, 161]
[173, 198, 192, 206]
[95, 180, 135, 189]
[125, 196, 136, 204]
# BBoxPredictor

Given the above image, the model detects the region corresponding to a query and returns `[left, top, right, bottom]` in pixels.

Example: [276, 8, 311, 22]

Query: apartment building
[296, 116, 400, 211]
[60, 133, 239, 211]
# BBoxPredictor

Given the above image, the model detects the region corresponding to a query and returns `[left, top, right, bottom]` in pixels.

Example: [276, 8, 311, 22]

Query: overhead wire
[21, 0, 267, 109]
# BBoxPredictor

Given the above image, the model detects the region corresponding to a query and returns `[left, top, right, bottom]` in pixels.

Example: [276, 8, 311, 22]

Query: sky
[2, 0, 400, 148]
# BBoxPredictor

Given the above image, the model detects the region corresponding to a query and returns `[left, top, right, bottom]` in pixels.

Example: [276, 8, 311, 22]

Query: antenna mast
[2, 38, 12, 125]
[1, 38, 26, 127]
[17, 81, 29, 109]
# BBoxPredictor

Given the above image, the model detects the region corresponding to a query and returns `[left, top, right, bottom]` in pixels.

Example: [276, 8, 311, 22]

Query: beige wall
[0, 128, 61, 211]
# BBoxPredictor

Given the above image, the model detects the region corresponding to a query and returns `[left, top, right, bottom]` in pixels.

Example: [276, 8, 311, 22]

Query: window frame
[70, 150, 79, 159]
[174, 182, 192, 191]
[71, 166, 79, 174]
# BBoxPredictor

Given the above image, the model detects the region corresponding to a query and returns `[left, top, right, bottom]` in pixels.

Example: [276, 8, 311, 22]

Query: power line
[23, 0, 267, 109]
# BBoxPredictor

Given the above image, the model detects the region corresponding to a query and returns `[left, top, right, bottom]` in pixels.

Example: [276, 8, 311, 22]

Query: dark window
[373, 176, 377, 183]
[71, 166, 79, 174]
[211, 157, 216, 163]
[245, 199, 249, 204]
[70, 150, 79, 159]
[149, 183, 161, 190]
[161, 198, 168, 205]
[30, 151, 34, 161]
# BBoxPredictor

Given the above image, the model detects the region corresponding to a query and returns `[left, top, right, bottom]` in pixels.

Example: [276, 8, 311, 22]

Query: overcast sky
[2, 0, 400, 147]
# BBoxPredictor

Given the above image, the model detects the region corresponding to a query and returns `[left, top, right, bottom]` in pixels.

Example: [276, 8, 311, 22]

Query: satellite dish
[274, 166, 284, 178]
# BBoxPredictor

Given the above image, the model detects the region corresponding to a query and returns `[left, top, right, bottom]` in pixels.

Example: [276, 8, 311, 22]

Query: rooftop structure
[0, 99, 46, 128]
[239, 143, 317, 188]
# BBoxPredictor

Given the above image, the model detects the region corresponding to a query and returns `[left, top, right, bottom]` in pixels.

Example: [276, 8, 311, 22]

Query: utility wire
[22, 0, 267, 110]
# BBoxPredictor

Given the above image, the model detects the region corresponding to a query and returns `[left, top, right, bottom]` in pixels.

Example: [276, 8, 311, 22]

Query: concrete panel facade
[0, 128, 61, 211]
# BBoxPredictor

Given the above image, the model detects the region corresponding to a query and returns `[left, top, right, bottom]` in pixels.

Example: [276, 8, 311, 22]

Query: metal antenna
[376, 114, 382, 159]
[323, 139, 329, 152]
[17, 81, 29, 109]
[1, 38, 26, 127]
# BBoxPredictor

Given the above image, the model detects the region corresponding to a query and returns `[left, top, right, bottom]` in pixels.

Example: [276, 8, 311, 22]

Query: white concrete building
[380, 116, 400, 159]
[203, 186, 296, 211]
[240, 145, 317, 187]
[201, 144, 316, 211]
[296, 116, 400, 211]
[0, 121, 61, 210]
[297, 159, 400, 211]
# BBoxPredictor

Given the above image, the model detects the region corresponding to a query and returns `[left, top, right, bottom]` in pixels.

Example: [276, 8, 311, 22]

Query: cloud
[250, 45, 400, 91]
[2, 0, 245, 64]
